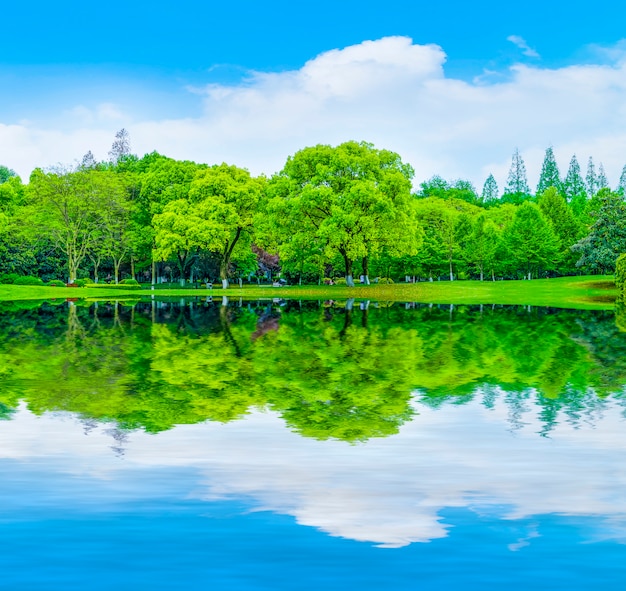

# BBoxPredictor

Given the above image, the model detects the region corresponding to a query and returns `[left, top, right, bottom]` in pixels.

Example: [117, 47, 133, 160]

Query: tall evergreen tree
[563, 155, 586, 202]
[617, 164, 626, 196]
[503, 148, 531, 202]
[108, 129, 132, 165]
[586, 157, 598, 197]
[536, 147, 562, 195]
[597, 163, 609, 190]
[481, 174, 499, 203]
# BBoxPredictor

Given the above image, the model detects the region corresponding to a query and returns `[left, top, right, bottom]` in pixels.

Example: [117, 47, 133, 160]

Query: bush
[82, 277, 94, 285]
[13, 276, 45, 286]
[0, 273, 20, 284]
[119, 278, 140, 285]
[47, 280, 66, 287]
[377, 277, 394, 284]
[334, 277, 347, 285]
[616, 253, 626, 292]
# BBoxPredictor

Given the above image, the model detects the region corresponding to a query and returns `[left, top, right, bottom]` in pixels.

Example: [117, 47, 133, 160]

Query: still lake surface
[1, 297, 626, 589]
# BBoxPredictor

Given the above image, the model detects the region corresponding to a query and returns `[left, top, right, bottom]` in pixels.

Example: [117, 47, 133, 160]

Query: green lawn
[0, 276, 618, 310]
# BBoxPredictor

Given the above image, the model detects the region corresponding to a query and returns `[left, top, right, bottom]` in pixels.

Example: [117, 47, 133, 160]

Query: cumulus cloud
[2, 36, 626, 191]
[507, 35, 540, 58]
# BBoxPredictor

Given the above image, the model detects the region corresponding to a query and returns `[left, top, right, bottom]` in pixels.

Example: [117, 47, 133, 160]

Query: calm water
[1, 298, 626, 589]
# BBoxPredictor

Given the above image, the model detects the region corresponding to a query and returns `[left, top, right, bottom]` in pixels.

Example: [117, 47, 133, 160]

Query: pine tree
[503, 148, 531, 201]
[536, 146, 562, 195]
[563, 155, 586, 202]
[617, 164, 626, 196]
[597, 163, 609, 190]
[586, 157, 598, 197]
[481, 174, 499, 203]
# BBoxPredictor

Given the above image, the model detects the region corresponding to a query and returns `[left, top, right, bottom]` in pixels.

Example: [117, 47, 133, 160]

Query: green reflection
[0, 299, 625, 439]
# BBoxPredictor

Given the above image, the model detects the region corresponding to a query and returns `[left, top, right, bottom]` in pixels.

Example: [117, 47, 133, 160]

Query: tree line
[0, 132, 625, 286]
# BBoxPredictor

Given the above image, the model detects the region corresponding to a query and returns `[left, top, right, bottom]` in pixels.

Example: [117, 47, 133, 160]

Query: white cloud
[2, 36, 626, 192]
[2, 396, 626, 548]
[507, 35, 541, 59]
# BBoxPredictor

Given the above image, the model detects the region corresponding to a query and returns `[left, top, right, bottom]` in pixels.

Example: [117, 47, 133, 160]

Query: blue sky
[2, 1, 626, 188]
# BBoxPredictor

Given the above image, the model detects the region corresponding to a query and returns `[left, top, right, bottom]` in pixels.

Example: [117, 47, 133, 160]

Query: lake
[1, 298, 626, 589]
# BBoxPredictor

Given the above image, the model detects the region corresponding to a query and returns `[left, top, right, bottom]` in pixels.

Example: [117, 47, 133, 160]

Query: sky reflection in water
[1, 299, 626, 589]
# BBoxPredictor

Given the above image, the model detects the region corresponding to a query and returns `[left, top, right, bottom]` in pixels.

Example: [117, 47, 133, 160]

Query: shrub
[377, 277, 394, 284]
[82, 277, 94, 285]
[13, 276, 45, 286]
[47, 280, 66, 287]
[616, 253, 626, 293]
[334, 277, 347, 285]
[0, 273, 20, 284]
[119, 278, 140, 285]
[72, 279, 87, 287]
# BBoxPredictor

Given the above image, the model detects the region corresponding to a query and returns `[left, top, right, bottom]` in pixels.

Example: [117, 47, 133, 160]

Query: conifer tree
[597, 163, 609, 190]
[563, 155, 586, 202]
[503, 148, 531, 202]
[536, 147, 562, 195]
[481, 174, 499, 203]
[586, 157, 598, 197]
[617, 164, 626, 196]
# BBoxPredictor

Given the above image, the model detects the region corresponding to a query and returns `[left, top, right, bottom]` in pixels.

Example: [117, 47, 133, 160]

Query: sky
[2, 1, 626, 191]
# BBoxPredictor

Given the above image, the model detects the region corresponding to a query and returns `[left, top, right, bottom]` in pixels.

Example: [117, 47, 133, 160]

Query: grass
[0, 275, 618, 310]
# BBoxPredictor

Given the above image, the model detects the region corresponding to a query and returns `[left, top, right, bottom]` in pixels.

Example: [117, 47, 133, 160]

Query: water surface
[1, 299, 625, 589]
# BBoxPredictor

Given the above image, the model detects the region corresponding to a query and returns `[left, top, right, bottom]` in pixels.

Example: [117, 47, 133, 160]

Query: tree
[80, 151, 98, 170]
[617, 164, 626, 196]
[269, 141, 419, 287]
[536, 147, 562, 195]
[505, 202, 559, 279]
[0, 165, 17, 184]
[571, 189, 626, 273]
[481, 174, 499, 204]
[503, 148, 531, 202]
[563, 155, 586, 202]
[108, 128, 131, 165]
[597, 163, 609, 190]
[187, 164, 266, 288]
[537, 187, 581, 270]
[586, 157, 598, 197]
[462, 214, 500, 280]
[27, 168, 125, 282]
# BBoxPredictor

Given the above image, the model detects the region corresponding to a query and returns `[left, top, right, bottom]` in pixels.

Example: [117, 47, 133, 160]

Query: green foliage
[47, 279, 66, 287]
[0, 273, 20, 284]
[481, 174, 499, 204]
[503, 148, 531, 202]
[119, 278, 140, 285]
[572, 189, 626, 273]
[505, 202, 560, 278]
[563, 155, 586, 202]
[13, 276, 44, 286]
[536, 147, 562, 195]
[90, 283, 142, 290]
[614, 253, 626, 293]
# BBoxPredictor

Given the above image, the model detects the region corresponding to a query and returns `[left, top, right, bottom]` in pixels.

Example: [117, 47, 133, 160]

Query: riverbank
[0, 276, 617, 310]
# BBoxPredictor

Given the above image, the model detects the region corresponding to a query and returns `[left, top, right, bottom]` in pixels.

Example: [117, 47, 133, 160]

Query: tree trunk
[341, 250, 354, 287]
[449, 258, 454, 282]
[220, 259, 229, 289]
[131, 256, 135, 280]
[361, 256, 370, 285]
[479, 264, 484, 282]
[151, 260, 156, 287]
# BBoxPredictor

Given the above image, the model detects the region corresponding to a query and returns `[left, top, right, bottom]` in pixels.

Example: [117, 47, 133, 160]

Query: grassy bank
[0, 275, 617, 310]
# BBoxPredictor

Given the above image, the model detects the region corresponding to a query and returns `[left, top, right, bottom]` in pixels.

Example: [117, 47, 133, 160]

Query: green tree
[572, 189, 626, 273]
[269, 141, 419, 286]
[0, 165, 17, 184]
[505, 202, 560, 279]
[187, 164, 266, 288]
[538, 187, 581, 271]
[462, 213, 500, 280]
[563, 155, 586, 202]
[586, 157, 598, 197]
[536, 146, 562, 195]
[27, 168, 126, 282]
[503, 148, 531, 203]
[481, 174, 499, 204]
